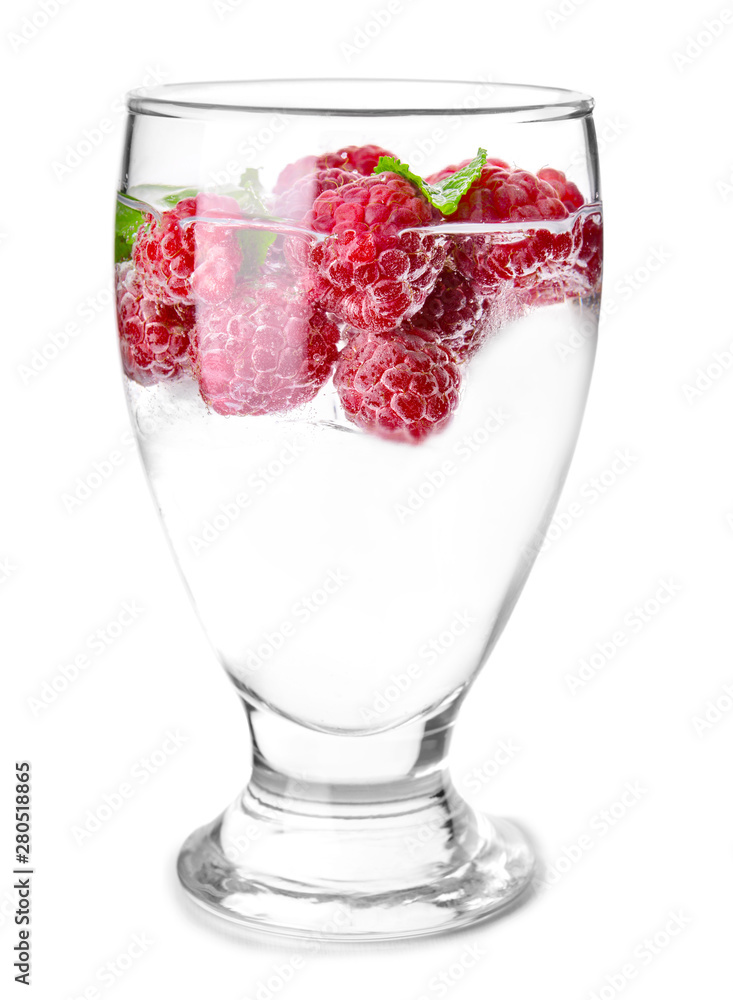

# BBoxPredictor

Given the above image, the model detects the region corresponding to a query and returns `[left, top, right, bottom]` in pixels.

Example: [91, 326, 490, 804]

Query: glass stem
[233, 697, 483, 890]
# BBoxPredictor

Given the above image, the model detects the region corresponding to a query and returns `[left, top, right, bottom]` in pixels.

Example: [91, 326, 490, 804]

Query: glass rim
[126, 78, 594, 120]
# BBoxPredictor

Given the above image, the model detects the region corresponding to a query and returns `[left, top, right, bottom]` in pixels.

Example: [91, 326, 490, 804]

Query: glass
[115, 79, 602, 939]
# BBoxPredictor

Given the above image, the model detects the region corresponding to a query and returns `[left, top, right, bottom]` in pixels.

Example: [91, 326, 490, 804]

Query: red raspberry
[334, 328, 461, 443]
[338, 144, 395, 176]
[426, 157, 510, 184]
[432, 160, 568, 295]
[517, 212, 603, 307]
[274, 144, 394, 195]
[435, 161, 602, 301]
[409, 266, 492, 362]
[537, 167, 585, 212]
[575, 212, 603, 291]
[193, 275, 339, 416]
[289, 172, 448, 333]
[116, 263, 193, 386]
[449, 162, 569, 224]
[452, 227, 562, 295]
[133, 193, 244, 307]
[456, 213, 602, 300]
[409, 262, 530, 362]
[274, 167, 358, 221]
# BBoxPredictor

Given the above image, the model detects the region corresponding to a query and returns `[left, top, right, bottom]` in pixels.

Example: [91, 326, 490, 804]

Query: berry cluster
[117, 194, 341, 408]
[116, 145, 602, 445]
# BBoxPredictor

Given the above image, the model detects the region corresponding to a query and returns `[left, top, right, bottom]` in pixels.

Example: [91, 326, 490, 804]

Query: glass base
[177, 704, 534, 940]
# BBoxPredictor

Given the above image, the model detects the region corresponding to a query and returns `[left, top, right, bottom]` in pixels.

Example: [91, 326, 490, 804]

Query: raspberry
[449, 162, 569, 224]
[274, 167, 358, 221]
[410, 266, 492, 362]
[289, 172, 448, 333]
[575, 212, 603, 290]
[455, 211, 602, 301]
[409, 261, 531, 362]
[517, 212, 603, 307]
[116, 263, 193, 386]
[133, 193, 244, 307]
[193, 275, 340, 416]
[274, 144, 394, 195]
[537, 167, 585, 213]
[338, 144, 395, 176]
[453, 227, 558, 295]
[433, 160, 568, 295]
[434, 160, 602, 301]
[334, 328, 461, 443]
[426, 156, 510, 184]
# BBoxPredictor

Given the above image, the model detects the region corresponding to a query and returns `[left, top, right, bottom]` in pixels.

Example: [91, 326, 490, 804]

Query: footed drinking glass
[115, 79, 602, 940]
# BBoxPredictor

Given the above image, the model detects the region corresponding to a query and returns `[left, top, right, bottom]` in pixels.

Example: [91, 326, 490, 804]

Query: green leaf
[228, 171, 277, 273]
[234, 169, 267, 209]
[168, 173, 276, 272]
[373, 148, 487, 216]
[121, 172, 277, 273]
[236, 224, 276, 274]
[115, 199, 146, 263]
[160, 187, 200, 207]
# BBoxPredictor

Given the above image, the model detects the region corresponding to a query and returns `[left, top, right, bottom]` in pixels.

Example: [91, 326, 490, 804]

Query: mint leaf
[374, 148, 487, 216]
[229, 171, 277, 273]
[176, 173, 276, 272]
[115, 199, 145, 263]
[138, 172, 276, 273]
[236, 224, 276, 274]
[160, 187, 199, 207]
[234, 169, 267, 208]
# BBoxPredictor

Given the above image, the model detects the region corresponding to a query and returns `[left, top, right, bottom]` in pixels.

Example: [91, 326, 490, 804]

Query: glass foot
[177, 705, 534, 940]
[178, 811, 533, 941]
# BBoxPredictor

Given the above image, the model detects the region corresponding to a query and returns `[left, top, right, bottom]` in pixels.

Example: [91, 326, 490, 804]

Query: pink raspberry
[537, 167, 585, 213]
[274, 144, 394, 195]
[288, 172, 448, 333]
[193, 275, 340, 416]
[334, 328, 461, 444]
[133, 193, 244, 307]
[116, 263, 193, 386]
[274, 167, 358, 221]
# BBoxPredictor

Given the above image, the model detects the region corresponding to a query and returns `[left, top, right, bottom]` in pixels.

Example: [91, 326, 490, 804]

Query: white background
[3, 0, 733, 997]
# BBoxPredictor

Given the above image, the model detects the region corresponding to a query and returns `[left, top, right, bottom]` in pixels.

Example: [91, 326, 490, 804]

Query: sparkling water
[125, 220, 598, 734]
